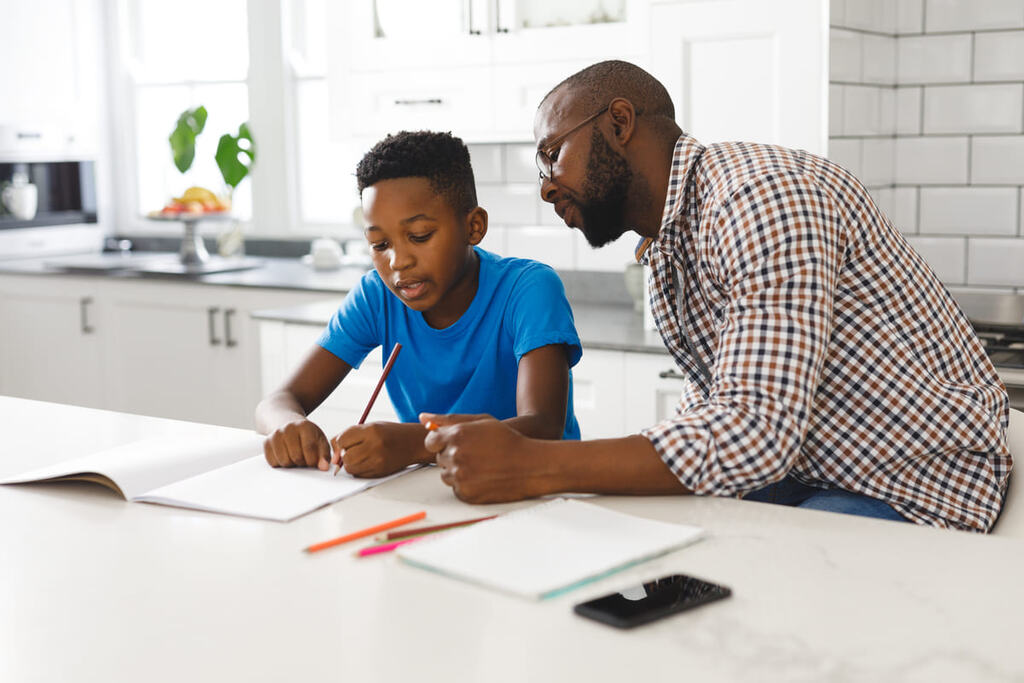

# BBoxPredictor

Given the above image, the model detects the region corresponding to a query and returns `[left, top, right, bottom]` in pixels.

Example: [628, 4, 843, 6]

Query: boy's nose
[389, 246, 414, 270]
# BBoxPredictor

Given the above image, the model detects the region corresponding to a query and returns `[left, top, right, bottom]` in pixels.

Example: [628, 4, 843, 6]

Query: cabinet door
[571, 348, 625, 439]
[0, 288, 104, 409]
[346, 0, 492, 71]
[650, 0, 828, 156]
[623, 352, 688, 434]
[491, 0, 649, 66]
[104, 298, 238, 426]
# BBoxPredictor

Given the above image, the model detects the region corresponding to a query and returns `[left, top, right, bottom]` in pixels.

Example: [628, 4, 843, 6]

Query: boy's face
[362, 177, 486, 327]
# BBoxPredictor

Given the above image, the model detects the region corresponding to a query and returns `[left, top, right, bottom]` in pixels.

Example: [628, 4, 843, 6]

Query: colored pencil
[355, 535, 427, 557]
[303, 510, 425, 554]
[425, 420, 439, 431]
[334, 342, 403, 476]
[375, 515, 497, 542]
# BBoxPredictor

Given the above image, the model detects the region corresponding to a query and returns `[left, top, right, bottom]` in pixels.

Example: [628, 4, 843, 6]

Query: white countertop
[1, 395, 1022, 682]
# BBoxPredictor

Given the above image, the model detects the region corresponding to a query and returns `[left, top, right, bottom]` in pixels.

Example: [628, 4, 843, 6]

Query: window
[118, 0, 252, 225]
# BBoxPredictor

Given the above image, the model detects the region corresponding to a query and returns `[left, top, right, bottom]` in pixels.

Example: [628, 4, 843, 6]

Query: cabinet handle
[393, 98, 443, 106]
[224, 308, 237, 348]
[207, 306, 221, 346]
[80, 296, 94, 334]
[658, 369, 688, 380]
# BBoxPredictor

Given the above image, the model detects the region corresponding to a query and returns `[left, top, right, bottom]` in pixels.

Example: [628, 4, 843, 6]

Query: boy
[255, 131, 581, 477]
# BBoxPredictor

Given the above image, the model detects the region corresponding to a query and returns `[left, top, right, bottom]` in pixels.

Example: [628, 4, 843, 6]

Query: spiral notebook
[396, 498, 705, 600]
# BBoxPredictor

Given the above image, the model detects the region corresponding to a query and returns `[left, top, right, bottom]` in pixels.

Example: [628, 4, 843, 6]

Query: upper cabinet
[329, 0, 828, 150]
[331, 0, 649, 143]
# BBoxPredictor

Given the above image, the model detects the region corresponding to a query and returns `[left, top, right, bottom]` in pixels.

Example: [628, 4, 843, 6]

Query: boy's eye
[409, 231, 435, 244]
[370, 241, 389, 252]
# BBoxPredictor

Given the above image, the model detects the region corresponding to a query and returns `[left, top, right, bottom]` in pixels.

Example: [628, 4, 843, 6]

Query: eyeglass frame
[534, 104, 610, 185]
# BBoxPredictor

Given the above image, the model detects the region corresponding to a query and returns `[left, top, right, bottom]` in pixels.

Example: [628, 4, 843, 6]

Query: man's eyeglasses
[534, 104, 610, 185]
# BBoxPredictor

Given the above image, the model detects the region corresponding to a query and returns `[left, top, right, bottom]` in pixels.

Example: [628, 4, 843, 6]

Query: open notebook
[0, 431, 415, 522]
[396, 498, 705, 600]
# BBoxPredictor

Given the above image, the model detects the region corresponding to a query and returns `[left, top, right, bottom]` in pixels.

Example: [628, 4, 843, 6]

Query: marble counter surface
[2, 395, 1022, 683]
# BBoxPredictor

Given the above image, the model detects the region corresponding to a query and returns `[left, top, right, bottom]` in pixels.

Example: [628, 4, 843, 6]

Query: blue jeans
[743, 475, 906, 522]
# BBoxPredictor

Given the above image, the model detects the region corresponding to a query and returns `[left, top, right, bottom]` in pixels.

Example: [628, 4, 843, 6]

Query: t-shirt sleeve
[507, 263, 582, 367]
[316, 271, 383, 369]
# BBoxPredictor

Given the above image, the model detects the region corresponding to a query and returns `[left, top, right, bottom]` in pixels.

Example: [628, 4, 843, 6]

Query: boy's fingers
[298, 428, 323, 469]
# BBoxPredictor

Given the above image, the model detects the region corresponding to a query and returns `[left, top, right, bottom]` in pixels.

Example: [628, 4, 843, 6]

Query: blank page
[137, 456, 418, 522]
[397, 498, 704, 599]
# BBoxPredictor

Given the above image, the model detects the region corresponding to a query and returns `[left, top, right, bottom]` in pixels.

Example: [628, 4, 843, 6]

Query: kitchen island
[1, 395, 1022, 683]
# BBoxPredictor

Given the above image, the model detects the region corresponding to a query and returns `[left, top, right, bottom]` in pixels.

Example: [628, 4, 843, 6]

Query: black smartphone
[573, 574, 731, 629]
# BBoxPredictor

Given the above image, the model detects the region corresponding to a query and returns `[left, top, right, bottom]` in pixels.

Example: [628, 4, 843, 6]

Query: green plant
[168, 106, 256, 194]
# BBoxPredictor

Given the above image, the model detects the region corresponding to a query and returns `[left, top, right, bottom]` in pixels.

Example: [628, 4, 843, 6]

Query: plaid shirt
[637, 135, 1011, 532]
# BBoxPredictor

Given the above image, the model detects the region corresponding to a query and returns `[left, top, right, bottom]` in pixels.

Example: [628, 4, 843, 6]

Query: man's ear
[608, 97, 638, 146]
[467, 206, 488, 245]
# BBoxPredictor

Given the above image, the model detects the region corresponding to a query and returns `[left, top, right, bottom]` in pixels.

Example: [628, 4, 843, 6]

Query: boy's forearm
[254, 391, 308, 434]
[501, 413, 564, 440]
[529, 435, 691, 497]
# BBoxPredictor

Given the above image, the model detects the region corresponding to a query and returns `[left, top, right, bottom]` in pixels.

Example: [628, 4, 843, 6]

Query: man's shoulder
[698, 141, 831, 204]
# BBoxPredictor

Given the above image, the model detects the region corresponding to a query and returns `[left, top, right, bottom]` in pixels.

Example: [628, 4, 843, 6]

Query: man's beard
[577, 126, 632, 248]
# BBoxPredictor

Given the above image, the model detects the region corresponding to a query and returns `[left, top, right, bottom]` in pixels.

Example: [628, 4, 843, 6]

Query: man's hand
[263, 418, 332, 470]
[420, 413, 550, 504]
[331, 422, 432, 478]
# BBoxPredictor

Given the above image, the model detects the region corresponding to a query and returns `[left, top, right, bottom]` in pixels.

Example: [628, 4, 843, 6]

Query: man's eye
[409, 232, 434, 243]
[548, 147, 561, 162]
[370, 241, 389, 252]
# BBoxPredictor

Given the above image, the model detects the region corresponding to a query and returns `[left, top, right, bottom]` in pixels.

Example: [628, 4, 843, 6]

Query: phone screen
[573, 574, 731, 629]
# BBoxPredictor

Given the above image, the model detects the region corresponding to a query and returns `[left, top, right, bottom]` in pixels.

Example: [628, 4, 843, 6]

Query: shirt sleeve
[641, 172, 847, 496]
[316, 271, 383, 369]
[506, 262, 583, 367]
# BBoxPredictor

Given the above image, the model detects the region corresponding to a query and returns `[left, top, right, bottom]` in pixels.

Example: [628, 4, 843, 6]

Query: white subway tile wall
[831, 2, 1024, 292]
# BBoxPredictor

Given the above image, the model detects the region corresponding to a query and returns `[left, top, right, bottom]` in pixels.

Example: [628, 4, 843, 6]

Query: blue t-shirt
[317, 247, 582, 439]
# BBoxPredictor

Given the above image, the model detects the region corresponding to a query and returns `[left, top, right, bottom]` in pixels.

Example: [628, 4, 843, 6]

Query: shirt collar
[635, 134, 705, 264]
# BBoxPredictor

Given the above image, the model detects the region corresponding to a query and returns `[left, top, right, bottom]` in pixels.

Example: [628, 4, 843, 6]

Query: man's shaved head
[541, 60, 676, 120]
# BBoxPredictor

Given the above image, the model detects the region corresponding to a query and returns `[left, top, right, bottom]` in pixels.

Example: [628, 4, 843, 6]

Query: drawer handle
[393, 98, 443, 106]
[80, 296, 94, 334]
[224, 308, 237, 348]
[658, 369, 688, 381]
[207, 306, 221, 346]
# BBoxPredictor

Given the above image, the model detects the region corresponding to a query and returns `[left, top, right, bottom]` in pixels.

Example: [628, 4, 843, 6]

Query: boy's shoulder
[478, 247, 558, 283]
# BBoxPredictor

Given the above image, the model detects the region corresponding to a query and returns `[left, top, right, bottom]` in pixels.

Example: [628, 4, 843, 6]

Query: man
[420, 60, 1011, 532]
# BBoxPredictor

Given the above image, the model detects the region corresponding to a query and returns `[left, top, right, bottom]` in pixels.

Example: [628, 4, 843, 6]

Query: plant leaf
[168, 106, 208, 173]
[215, 122, 256, 189]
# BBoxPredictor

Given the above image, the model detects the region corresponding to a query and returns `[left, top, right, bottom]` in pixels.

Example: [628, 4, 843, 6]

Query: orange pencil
[334, 342, 403, 476]
[425, 421, 439, 431]
[303, 510, 426, 553]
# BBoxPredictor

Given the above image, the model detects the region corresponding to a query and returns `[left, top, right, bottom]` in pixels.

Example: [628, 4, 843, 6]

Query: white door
[650, 0, 828, 156]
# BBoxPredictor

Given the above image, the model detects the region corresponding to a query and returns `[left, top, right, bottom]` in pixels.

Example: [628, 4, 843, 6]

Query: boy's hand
[331, 422, 433, 478]
[420, 413, 548, 504]
[263, 419, 332, 470]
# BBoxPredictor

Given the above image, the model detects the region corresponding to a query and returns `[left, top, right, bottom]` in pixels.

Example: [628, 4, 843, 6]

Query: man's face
[534, 91, 633, 248]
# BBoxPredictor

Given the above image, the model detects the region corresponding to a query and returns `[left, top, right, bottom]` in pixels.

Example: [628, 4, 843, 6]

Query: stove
[955, 291, 1024, 411]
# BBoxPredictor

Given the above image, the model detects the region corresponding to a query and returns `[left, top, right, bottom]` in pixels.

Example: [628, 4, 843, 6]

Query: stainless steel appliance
[956, 291, 1024, 411]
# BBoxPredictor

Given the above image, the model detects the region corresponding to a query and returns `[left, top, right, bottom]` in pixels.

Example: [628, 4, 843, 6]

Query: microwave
[0, 159, 103, 260]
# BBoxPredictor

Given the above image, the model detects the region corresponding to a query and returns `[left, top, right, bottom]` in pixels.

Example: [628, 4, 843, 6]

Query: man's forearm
[530, 435, 691, 497]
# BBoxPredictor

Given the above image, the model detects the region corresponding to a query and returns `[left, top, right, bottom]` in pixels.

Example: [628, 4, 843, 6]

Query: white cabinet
[0, 273, 340, 429]
[572, 347, 684, 439]
[650, 0, 829, 156]
[0, 275, 104, 408]
[257, 319, 399, 436]
[331, 0, 648, 142]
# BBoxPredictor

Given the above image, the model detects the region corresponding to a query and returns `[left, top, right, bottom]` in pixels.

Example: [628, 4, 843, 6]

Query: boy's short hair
[356, 131, 477, 216]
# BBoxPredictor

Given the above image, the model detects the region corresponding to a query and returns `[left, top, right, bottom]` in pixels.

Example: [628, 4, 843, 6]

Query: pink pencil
[355, 534, 427, 558]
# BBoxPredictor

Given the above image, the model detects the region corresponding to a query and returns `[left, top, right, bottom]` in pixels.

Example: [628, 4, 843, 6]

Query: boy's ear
[466, 206, 488, 245]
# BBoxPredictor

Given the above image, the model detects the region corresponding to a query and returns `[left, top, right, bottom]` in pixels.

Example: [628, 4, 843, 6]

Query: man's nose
[539, 176, 558, 204]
